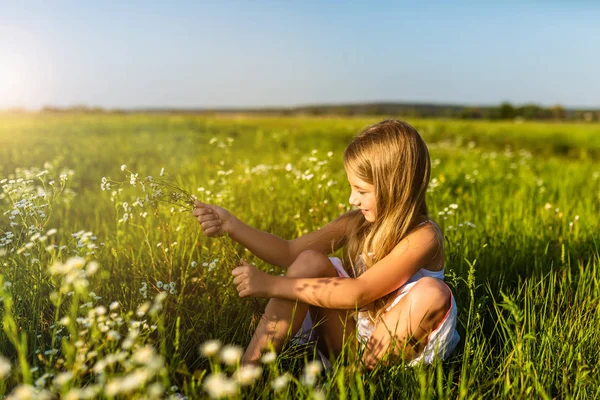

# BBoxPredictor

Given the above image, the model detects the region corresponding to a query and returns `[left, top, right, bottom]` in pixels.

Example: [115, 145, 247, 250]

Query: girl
[192, 120, 459, 369]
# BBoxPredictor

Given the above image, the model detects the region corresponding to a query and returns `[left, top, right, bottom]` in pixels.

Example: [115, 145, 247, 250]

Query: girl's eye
[357, 191, 366, 195]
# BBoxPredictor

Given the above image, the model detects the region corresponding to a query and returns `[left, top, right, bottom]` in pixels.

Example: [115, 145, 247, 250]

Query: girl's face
[346, 169, 377, 222]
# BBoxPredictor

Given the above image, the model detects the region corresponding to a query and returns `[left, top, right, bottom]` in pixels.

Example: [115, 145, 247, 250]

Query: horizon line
[2, 99, 599, 113]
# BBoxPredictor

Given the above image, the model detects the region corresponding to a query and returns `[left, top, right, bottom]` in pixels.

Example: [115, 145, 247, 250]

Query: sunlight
[0, 26, 41, 108]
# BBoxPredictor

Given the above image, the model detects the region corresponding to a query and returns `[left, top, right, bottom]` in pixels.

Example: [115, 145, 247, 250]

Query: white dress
[294, 229, 460, 367]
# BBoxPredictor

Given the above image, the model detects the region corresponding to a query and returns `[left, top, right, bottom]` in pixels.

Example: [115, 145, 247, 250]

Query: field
[0, 113, 599, 399]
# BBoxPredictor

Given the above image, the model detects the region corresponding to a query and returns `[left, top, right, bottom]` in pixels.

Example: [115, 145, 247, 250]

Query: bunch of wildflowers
[1, 164, 73, 255]
[197, 340, 328, 399]
[1, 256, 170, 399]
[101, 165, 196, 222]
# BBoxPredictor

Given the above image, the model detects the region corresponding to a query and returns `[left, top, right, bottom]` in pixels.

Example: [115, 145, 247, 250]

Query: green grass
[0, 113, 599, 398]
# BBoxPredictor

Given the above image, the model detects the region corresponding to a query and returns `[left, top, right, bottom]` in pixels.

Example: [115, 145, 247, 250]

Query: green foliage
[0, 114, 599, 398]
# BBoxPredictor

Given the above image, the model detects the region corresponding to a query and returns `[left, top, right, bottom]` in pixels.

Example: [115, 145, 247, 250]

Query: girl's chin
[361, 211, 375, 222]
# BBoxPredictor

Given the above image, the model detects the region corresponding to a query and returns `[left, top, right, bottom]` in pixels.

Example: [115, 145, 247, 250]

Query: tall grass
[0, 113, 598, 398]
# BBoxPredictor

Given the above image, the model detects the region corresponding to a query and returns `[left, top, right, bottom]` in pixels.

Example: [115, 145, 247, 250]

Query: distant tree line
[11, 102, 599, 122]
[289, 102, 599, 122]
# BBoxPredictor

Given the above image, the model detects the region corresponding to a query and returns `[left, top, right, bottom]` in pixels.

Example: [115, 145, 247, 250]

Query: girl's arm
[194, 200, 356, 269]
[228, 213, 351, 268]
[232, 223, 440, 309]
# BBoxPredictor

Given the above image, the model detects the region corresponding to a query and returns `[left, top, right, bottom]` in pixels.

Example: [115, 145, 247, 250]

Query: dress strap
[415, 219, 432, 227]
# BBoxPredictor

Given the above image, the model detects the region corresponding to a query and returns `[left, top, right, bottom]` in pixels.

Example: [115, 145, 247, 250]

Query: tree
[499, 102, 515, 119]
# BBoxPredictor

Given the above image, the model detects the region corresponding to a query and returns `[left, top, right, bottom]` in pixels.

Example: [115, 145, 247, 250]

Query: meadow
[0, 113, 599, 399]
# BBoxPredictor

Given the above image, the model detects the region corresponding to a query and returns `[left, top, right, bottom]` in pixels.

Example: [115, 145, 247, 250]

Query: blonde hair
[341, 120, 435, 321]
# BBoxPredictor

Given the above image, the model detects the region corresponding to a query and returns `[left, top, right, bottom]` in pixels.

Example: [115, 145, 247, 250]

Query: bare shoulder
[399, 219, 445, 272]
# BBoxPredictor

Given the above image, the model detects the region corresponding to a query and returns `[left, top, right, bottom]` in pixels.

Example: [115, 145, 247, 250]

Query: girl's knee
[409, 277, 451, 320]
[287, 250, 337, 278]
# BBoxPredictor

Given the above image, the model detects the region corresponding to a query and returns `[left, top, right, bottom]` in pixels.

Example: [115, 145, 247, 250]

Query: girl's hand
[192, 200, 233, 237]
[232, 259, 275, 298]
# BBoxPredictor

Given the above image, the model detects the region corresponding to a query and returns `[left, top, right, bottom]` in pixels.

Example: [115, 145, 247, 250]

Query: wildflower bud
[261, 351, 277, 364]
[271, 373, 291, 392]
[234, 365, 263, 386]
[200, 340, 222, 357]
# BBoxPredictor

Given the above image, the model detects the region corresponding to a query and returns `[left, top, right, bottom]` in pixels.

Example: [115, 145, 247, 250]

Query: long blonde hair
[341, 120, 433, 321]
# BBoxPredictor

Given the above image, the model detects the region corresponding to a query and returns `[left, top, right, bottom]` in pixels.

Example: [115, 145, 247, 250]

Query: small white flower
[233, 365, 263, 386]
[136, 301, 150, 316]
[160, 167, 165, 176]
[85, 261, 99, 276]
[148, 383, 164, 398]
[220, 345, 243, 366]
[304, 360, 322, 377]
[271, 373, 291, 392]
[301, 373, 317, 387]
[449, 203, 458, 210]
[203, 373, 238, 399]
[121, 164, 127, 171]
[7, 385, 51, 400]
[0, 355, 11, 379]
[53, 371, 74, 387]
[157, 281, 163, 289]
[200, 340, 222, 357]
[107, 330, 121, 341]
[132, 346, 155, 365]
[261, 351, 277, 364]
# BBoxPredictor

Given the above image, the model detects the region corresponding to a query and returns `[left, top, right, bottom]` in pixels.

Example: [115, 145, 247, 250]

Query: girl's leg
[242, 250, 355, 364]
[362, 277, 451, 369]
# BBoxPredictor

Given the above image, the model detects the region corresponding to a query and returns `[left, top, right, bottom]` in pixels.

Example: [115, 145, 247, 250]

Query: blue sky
[0, 1, 598, 110]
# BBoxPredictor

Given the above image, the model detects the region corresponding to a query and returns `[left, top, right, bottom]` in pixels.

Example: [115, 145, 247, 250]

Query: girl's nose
[348, 194, 360, 207]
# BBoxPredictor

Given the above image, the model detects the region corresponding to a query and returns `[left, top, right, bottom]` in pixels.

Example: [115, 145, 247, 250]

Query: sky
[0, 0, 599, 110]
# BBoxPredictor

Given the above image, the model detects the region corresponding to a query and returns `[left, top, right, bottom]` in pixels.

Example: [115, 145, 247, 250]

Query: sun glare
[0, 27, 42, 109]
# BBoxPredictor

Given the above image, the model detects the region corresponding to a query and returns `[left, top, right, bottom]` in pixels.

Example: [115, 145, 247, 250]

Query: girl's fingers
[201, 220, 221, 230]
[205, 226, 221, 236]
[197, 214, 218, 223]
[233, 276, 243, 285]
[193, 200, 208, 208]
[232, 267, 244, 276]
[192, 207, 213, 217]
